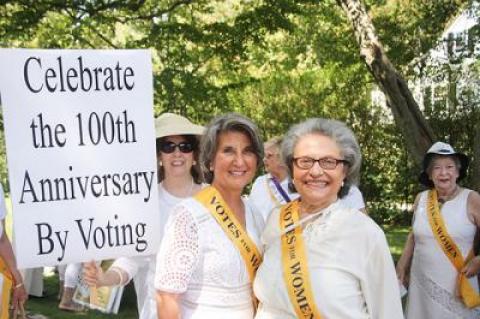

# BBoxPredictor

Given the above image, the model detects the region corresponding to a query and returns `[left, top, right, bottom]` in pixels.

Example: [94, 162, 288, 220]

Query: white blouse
[155, 196, 264, 319]
[112, 183, 187, 319]
[254, 201, 403, 319]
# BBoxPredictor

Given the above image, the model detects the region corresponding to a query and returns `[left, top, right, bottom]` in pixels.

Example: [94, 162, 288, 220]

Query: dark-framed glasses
[159, 141, 194, 154]
[293, 157, 349, 170]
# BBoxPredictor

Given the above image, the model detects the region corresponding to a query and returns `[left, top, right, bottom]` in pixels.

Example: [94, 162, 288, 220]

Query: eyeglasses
[159, 141, 194, 154]
[293, 157, 349, 170]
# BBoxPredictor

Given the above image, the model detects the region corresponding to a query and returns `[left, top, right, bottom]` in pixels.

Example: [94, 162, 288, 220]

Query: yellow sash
[0, 256, 13, 319]
[194, 186, 262, 283]
[426, 189, 480, 308]
[280, 200, 323, 318]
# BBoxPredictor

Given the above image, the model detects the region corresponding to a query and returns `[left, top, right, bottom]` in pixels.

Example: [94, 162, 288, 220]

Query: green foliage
[0, 0, 475, 226]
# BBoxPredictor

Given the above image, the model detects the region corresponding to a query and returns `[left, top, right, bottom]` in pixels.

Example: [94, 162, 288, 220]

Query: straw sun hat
[419, 141, 469, 187]
[154, 113, 204, 139]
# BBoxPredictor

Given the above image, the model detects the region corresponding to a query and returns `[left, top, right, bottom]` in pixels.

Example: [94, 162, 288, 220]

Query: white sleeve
[154, 204, 199, 293]
[361, 231, 403, 319]
[112, 255, 150, 282]
[341, 185, 365, 210]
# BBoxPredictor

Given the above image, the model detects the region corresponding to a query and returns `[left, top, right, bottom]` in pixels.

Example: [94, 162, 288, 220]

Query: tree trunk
[335, 0, 435, 166]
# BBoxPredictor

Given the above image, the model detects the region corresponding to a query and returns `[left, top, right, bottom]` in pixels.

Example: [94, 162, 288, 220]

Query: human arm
[154, 204, 200, 319]
[395, 193, 420, 286]
[156, 291, 181, 319]
[83, 261, 129, 287]
[462, 191, 480, 277]
[396, 232, 414, 286]
[0, 227, 28, 312]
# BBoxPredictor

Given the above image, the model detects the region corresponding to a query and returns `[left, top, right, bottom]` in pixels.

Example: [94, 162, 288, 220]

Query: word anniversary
[19, 165, 155, 204]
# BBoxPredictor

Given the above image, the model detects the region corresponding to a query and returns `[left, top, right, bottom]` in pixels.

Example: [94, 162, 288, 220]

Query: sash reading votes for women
[280, 200, 323, 318]
[194, 186, 262, 284]
[426, 190, 480, 308]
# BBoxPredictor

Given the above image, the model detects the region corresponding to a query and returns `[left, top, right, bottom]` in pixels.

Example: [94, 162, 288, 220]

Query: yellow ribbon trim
[0, 256, 13, 318]
[280, 200, 323, 318]
[426, 190, 480, 308]
[194, 186, 262, 283]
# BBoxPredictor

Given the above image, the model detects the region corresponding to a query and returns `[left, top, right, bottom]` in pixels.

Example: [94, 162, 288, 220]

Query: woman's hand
[83, 261, 104, 287]
[10, 270, 27, 315]
[462, 256, 480, 278]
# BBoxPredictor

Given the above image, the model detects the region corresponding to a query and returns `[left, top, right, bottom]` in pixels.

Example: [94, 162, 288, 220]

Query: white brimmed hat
[155, 113, 204, 139]
[419, 141, 469, 187]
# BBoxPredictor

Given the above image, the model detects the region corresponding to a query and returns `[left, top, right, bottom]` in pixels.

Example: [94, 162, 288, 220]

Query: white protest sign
[0, 49, 160, 268]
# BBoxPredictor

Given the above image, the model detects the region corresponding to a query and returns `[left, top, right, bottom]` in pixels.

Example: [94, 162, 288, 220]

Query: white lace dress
[407, 189, 480, 319]
[154, 197, 264, 319]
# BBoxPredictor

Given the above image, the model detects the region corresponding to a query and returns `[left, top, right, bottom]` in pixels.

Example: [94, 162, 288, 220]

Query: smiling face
[292, 133, 347, 212]
[428, 155, 460, 194]
[264, 144, 287, 180]
[211, 131, 258, 194]
[158, 135, 195, 180]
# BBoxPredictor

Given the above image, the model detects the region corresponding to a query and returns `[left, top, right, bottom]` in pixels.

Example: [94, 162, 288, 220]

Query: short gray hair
[199, 113, 264, 183]
[265, 136, 283, 151]
[282, 118, 361, 197]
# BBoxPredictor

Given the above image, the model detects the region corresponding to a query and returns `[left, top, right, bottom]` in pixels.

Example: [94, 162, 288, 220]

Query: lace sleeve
[154, 204, 199, 293]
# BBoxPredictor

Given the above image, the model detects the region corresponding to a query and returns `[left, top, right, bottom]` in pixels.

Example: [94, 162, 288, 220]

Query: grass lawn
[384, 225, 410, 262]
[4, 198, 138, 318]
[26, 275, 138, 319]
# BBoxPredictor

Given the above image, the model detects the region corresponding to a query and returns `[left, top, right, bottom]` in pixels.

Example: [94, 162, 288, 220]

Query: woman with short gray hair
[253, 118, 402, 318]
[155, 113, 264, 319]
[281, 118, 361, 197]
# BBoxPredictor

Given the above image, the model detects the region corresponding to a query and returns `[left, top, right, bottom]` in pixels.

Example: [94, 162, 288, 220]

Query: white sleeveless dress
[407, 189, 480, 319]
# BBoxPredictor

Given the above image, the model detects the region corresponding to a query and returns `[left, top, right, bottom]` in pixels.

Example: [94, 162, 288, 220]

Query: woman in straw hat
[397, 142, 480, 318]
[155, 113, 265, 319]
[84, 113, 204, 319]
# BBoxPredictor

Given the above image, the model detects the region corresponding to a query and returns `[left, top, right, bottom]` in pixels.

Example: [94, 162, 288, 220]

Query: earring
[193, 160, 197, 165]
[159, 161, 163, 167]
[341, 180, 344, 187]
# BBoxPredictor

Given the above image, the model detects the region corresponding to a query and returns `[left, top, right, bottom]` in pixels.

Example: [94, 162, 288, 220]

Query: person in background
[254, 118, 402, 318]
[0, 183, 27, 314]
[396, 142, 480, 318]
[250, 136, 367, 223]
[155, 113, 264, 319]
[58, 263, 82, 311]
[84, 113, 204, 319]
[249, 136, 298, 222]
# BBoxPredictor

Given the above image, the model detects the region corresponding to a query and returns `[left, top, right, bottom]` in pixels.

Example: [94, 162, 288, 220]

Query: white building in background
[372, 2, 480, 113]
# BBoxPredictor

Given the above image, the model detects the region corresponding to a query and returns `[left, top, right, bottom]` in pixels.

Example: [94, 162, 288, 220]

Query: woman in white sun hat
[397, 141, 480, 318]
[84, 113, 204, 319]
